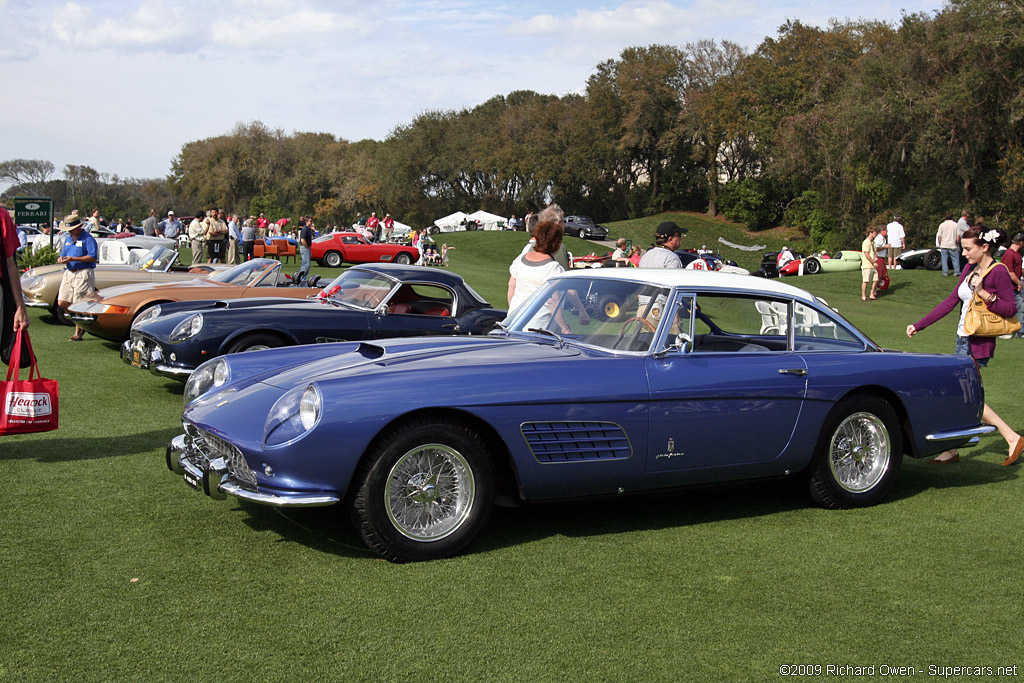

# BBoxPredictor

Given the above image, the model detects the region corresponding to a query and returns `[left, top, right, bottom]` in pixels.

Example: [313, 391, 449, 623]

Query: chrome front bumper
[166, 434, 340, 508]
[121, 339, 194, 379]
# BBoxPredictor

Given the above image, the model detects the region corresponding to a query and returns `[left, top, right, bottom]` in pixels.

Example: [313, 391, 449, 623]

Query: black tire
[803, 258, 821, 275]
[51, 303, 73, 326]
[226, 333, 286, 354]
[324, 251, 343, 268]
[395, 252, 413, 265]
[808, 395, 903, 509]
[351, 418, 494, 563]
[596, 294, 626, 322]
[924, 249, 942, 271]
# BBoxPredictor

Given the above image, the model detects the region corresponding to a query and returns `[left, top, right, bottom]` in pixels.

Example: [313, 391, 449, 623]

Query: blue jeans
[955, 335, 989, 366]
[300, 245, 310, 275]
[940, 248, 960, 277]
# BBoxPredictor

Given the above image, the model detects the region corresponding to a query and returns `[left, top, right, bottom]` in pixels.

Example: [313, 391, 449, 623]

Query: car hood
[94, 277, 227, 298]
[265, 336, 581, 389]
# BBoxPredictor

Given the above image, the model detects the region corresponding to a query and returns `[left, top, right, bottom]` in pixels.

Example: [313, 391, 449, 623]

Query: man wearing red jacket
[1, 207, 30, 335]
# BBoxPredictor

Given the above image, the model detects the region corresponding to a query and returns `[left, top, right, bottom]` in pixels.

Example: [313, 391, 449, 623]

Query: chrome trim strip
[925, 425, 996, 442]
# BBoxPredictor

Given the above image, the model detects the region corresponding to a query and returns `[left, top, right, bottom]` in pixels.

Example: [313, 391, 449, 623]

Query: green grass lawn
[2, 226, 1022, 680]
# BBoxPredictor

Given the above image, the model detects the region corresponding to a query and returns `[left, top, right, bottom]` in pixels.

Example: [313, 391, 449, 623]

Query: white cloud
[52, 1, 189, 48]
[213, 10, 348, 46]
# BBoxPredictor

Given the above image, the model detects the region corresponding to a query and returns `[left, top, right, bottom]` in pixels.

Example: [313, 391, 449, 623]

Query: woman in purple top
[906, 227, 1023, 465]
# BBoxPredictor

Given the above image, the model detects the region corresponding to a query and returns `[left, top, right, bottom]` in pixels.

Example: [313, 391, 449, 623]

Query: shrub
[16, 245, 59, 270]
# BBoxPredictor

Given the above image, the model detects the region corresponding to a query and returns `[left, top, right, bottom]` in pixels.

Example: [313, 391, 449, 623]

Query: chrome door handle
[778, 368, 807, 376]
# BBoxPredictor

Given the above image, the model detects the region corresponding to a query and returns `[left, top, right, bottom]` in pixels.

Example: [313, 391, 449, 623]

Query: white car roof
[553, 268, 818, 303]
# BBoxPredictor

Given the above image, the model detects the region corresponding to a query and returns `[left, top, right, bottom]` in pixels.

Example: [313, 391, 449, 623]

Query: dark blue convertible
[122, 264, 505, 379]
[166, 270, 993, 562]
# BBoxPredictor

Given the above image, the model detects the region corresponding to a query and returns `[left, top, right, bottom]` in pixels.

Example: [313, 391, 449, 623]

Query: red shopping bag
[1, 329, 59, 435]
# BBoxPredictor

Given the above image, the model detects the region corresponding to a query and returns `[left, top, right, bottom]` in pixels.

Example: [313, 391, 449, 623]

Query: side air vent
[521, 421, 632, 463]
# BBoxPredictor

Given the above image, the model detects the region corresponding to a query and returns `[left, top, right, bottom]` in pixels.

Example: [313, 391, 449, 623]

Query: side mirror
[375, 303, 389, 316]
[655, 333, 691, 357]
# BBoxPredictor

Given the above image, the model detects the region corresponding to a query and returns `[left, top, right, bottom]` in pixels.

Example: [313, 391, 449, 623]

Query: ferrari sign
[14, 197, 53, 225]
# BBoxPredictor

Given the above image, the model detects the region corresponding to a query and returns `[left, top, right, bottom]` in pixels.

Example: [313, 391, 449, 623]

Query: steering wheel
[619, 316, 657, 336]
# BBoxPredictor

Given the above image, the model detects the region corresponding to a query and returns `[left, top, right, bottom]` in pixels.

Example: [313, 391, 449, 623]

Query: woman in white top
[508, 220, 564, 314]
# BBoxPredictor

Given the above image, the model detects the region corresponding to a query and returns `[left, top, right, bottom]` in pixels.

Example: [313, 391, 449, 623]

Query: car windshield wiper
[491, 321, 509, 335]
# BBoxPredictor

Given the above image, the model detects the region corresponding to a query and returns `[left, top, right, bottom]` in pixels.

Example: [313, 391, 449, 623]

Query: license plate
[131, 349, 142, 367]
[183, 470, 201, 491]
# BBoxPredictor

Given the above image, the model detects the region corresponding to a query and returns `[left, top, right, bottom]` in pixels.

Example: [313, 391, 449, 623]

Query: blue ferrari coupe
[167, 270, 993, 562]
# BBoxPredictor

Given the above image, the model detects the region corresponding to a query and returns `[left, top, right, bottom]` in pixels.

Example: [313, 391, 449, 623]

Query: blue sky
[1, 0, 946, 183]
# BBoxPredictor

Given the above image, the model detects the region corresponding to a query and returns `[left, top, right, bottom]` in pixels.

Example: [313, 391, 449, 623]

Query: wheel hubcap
[605, 302, 620, 318]
[829, 411, 890, 492]
[385, 444, 475, 541]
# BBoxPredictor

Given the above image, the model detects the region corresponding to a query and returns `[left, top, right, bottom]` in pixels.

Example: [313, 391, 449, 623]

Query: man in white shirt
[885, 216, 905, 268]
[639, 222, 685, 268]
[935, 213, 960, 277]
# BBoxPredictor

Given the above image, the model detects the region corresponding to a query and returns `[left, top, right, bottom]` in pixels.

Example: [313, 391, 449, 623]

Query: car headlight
[132, 305, 162, 330]
[20, 275, 44, 292]
[264, 384, 321, 447]
[169, 313, 203, 342]
[184, 357, 230, 405]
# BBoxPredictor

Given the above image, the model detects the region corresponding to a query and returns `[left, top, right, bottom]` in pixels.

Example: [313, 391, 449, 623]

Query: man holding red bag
[1, 206, 30, 336]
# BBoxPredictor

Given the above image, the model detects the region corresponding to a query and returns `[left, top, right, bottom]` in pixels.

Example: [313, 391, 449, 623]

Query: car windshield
[575, 217, 595, 225]
[209, 259, 278, 285]
[317, 269, 396, 309]
[132, 246, 177, 272]
[504, 276, 672, 353]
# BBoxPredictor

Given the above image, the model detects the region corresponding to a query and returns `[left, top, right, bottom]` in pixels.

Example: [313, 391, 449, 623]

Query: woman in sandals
[906, 227, 1023, 466]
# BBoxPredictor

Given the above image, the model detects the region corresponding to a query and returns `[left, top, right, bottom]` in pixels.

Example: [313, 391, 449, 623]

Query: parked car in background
[166, 269, 992, 562]
[563, 216, 610, 240]
[69, 258, 323, 341]
[123, 264, 506, 380]
[800, 250, 863, 275]
[311, 232, 419, 267]
[897, 247, 942, 271]
[20, 245, 224, 325]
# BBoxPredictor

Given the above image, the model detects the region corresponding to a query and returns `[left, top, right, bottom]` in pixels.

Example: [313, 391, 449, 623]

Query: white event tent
[466, 210, 507, 230]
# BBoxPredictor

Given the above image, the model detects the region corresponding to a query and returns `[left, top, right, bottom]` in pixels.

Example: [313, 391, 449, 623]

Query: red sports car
[311, 232, 419, 268]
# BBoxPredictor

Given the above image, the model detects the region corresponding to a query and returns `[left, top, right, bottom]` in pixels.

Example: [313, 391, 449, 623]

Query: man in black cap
[639, 221, 687, 268]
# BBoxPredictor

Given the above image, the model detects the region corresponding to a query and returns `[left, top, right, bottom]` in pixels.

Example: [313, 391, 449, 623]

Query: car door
[371, 283, 461, 338]
[645, 291, 808, 475]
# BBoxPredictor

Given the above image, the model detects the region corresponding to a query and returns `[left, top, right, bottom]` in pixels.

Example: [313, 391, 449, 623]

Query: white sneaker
[999, 334, 1014, 339]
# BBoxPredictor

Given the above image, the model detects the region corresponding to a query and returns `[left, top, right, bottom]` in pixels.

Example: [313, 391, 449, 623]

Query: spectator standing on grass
[367, 212, 380, 242]
[142, 209, 158, 237]
[256, 213, 269, 232]
[299, 217, 313, 275]
[639, 222, 685, 268]
[160, 211, 181, 240]
[937, 213, 961, 277]
[886, 216, 905, 268]
[240, 217, 256, 262]
[1001, 232, 1024, 337]
[187, 210, 205, 265]
[508, 220, 566, 314]
[56, 214, 97, 342]
[204, 209, 228, 263]
[1, 206, 30, 336]
[382, 213, 394, 242]
[227, 214, 240, 265]
[861, 227, 879, 301]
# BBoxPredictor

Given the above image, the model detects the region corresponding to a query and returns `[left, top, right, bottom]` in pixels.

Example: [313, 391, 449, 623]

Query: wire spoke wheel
[828, 412, 890, 492]
[385, 443, 475, 541]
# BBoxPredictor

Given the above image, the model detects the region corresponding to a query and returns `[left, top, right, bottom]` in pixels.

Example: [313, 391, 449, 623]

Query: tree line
[3, 0, 1021, 250]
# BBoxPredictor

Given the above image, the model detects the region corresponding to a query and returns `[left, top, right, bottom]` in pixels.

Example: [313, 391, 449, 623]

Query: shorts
[862, 268, 876, 283]
[955, 335, 990, 367]
[58, 268, 96, 304]
[889, 246, 903, 259]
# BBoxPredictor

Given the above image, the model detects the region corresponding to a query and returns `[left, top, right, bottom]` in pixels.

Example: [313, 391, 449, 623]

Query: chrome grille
[184, 421, 257, 490]
[521, 421, 632, 463]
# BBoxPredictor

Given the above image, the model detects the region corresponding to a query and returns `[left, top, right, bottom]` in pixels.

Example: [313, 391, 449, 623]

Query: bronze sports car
[21, 246, 224, 325]
[68, 258, 323, 341]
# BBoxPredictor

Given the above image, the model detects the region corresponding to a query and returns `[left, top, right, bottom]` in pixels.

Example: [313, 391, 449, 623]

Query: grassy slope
[1, 223, 1021, 681]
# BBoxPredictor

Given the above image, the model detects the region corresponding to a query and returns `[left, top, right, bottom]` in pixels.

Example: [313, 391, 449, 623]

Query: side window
[688, 294, 789, 352]
[793, 302, 861, 349]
